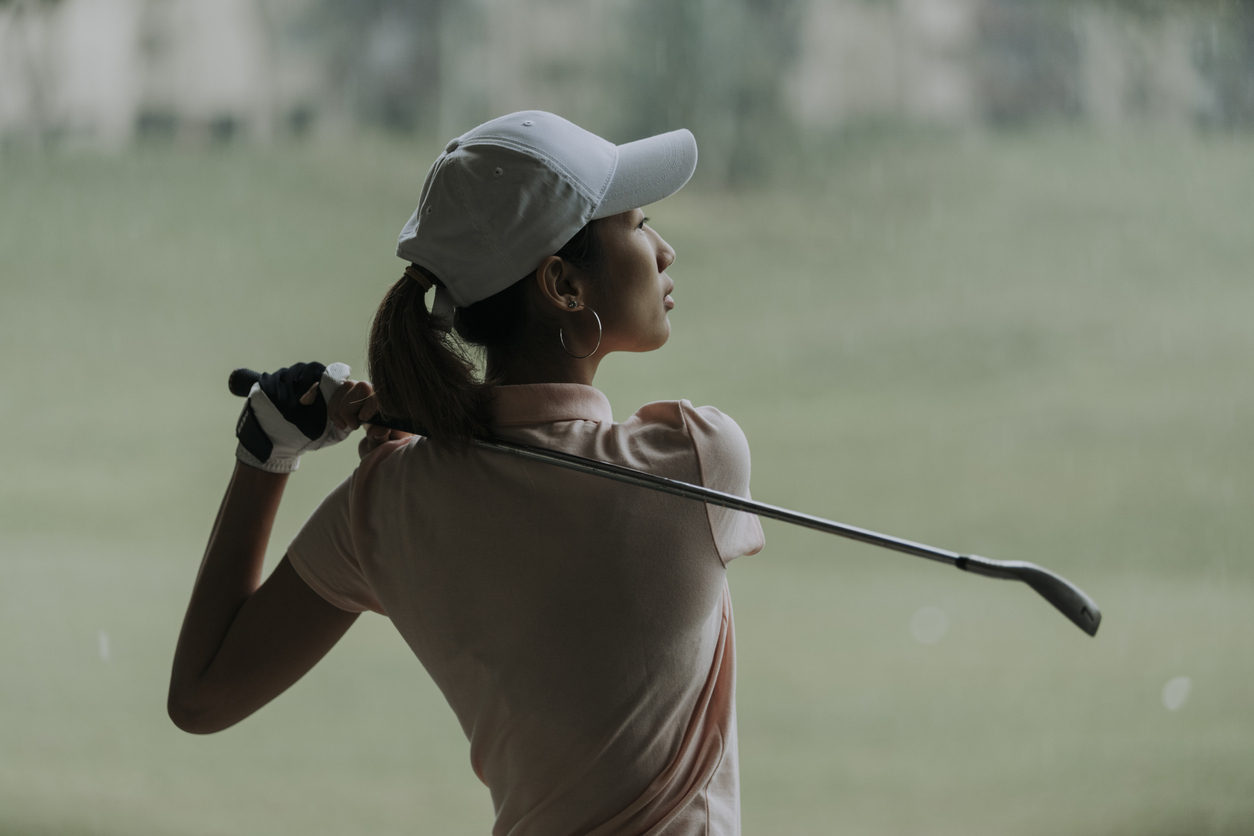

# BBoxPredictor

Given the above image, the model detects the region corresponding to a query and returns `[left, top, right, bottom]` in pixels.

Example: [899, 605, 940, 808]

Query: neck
[487, 350, 601, 386]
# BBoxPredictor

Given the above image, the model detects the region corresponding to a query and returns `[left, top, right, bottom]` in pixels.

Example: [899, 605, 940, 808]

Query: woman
[169, 111, 765, 836]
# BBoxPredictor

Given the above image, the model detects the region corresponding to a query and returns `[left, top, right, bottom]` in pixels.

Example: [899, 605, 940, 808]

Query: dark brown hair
[367, 221, 604, 448]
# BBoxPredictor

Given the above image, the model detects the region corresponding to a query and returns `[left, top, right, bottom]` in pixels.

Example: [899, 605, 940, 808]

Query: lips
[664, 281, 675, 310]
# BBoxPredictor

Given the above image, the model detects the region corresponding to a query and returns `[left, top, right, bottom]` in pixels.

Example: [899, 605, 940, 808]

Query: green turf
[1, 130, 1252, 834]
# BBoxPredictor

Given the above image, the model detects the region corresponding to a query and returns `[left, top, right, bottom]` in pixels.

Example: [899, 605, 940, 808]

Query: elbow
[167, 689, 228, 735]
[167, 697, 210, 735]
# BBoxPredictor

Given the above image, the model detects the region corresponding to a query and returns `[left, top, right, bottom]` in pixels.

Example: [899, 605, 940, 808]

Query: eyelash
[637, 216, 650, 230]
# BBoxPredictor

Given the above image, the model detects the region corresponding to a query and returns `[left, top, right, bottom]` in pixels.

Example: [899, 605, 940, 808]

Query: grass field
[2, 129, 1252, 835]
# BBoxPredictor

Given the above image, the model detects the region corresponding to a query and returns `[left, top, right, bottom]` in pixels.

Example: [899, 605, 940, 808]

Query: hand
[235, 362, 353, 473]
[359, 423, 413, 459]
[326, 378, 379, 432]
[326, 378, 414, 458]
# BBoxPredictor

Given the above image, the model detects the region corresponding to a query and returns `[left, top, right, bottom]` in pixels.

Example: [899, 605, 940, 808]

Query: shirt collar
[491, 383, 614, 427]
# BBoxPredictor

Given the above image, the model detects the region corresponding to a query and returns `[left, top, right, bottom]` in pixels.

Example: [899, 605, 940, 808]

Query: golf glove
[235, 362, 352, 473]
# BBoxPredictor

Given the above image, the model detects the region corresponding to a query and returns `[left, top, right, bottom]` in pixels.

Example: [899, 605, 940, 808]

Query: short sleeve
[679, 402, 766, 565]
[287, 472, 385, 614]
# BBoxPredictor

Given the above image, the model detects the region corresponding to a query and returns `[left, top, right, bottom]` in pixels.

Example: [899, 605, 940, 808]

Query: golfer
[169, 111, 765, 835]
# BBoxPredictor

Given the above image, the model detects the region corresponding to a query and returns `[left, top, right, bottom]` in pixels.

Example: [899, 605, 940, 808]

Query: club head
[957, 555, 1101, 637]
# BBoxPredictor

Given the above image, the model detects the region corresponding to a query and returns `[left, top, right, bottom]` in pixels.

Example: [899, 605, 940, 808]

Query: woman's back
[289, 384, 763, 835]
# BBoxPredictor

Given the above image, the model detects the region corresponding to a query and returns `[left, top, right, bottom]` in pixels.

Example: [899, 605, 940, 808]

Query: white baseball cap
[396, 111, 698, 320]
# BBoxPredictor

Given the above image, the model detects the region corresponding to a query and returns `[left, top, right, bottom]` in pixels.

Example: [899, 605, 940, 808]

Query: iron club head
[957, 555, 1101, 636]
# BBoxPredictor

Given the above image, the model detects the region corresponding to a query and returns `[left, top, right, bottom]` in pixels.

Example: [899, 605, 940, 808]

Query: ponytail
[367, 220, 605, 449]
[367, 270, 493, 448]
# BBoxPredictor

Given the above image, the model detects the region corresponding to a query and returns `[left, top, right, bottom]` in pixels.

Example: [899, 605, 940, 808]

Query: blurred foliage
[7, 0, 1254, 177]
[312, 0, 445, 131]
[973, 0, 1254, 127]
[977, 1, 1083, 124]
[614, 0, 806, 185]
[294, 0, 1254, 182]
[1199, 0, 1254, 126]
[305, 0, 807, 184]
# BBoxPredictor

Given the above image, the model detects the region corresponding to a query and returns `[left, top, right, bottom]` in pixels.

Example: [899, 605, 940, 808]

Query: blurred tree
[616, 0, 805, 186]
[0, 0, 66, 144]
[299, 0, 1254, 162]
[976, 0, 1082, 124]
[975, 0, 1253, 129]
[1196, 0, 1254, 126]
[315, 0, 443, 132]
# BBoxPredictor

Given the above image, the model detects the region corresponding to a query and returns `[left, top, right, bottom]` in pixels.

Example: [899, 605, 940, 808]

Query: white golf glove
[235, 362, 352, 473]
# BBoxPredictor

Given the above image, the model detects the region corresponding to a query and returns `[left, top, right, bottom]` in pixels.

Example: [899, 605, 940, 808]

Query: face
[586, 209, 676, 353]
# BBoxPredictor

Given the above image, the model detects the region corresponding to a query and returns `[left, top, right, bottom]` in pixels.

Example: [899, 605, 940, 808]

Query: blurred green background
[4, 128, 1252, 835]
[3, 0, 1254, 833]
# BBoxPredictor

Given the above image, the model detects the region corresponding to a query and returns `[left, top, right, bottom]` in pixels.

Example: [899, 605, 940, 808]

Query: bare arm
[168, 463, 359, 734]
[168, 377, 390, 734]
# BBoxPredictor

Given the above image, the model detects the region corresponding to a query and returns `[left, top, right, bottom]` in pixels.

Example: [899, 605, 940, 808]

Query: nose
[656, 236, 676, 272]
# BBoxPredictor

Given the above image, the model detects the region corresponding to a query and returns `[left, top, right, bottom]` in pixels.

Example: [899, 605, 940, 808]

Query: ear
[533, 255, 588, 314]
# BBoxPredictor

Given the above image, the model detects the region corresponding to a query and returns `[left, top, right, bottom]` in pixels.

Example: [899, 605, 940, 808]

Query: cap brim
[593, 128, 697, 219]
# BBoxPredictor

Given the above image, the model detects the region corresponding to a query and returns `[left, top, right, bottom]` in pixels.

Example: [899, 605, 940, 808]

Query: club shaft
[229, 366, 958, 565]
[473, 436, 961, 566]
[229, 367, 1101, 636]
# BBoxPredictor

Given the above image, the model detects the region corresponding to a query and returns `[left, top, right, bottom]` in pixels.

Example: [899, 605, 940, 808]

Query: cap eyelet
[425, 206, 434, 215]
[494, 167, 504, 176]
[522, 120, 533, 127]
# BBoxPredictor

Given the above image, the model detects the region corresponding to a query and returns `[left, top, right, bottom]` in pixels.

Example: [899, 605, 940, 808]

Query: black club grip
[228, 367, 413, 433]
[229, 368, 262, 397]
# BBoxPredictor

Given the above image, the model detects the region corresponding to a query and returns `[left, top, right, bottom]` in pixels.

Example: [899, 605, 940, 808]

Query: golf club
[230, 367, 1101, 637]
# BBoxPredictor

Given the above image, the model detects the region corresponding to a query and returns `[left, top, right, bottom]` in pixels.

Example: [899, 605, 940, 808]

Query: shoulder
[622, 400, 752, 475]
[345, 435, 422, 504]
[678, 402, 752, 480]
[624, 401, 763, 562]
[625, 400, 745, 436]
[676, 401, 749, 450]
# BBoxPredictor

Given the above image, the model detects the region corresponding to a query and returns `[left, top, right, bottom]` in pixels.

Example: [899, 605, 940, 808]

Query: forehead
[602, 208, 642, 226]
[595, 209, 642, 241]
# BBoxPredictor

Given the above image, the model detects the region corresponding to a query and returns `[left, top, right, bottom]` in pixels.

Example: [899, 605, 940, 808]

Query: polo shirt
[288, 383, 765, 835]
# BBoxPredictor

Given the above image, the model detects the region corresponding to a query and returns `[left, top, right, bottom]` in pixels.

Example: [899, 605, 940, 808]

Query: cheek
[596, 242, 669, 348]
[627, 276, 662, 319]
[632, 281, 671, 348]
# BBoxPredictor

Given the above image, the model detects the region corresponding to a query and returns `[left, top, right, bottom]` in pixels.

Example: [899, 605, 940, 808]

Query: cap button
[445, 138, 460, 153]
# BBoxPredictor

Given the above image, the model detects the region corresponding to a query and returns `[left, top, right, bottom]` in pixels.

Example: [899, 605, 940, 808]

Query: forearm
[169, 462, 288, 726]
[167, 366, 377, 733]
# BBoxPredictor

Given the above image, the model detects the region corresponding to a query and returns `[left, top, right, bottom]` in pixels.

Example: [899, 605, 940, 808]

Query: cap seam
[595, 150, 618, 202]
[446, 153, 516, 304]
[461, 135, 602, 204]
[400, 153, 457, 282]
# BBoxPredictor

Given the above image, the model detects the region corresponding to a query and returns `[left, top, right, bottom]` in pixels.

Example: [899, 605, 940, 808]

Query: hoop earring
[559, 307, 602, 360]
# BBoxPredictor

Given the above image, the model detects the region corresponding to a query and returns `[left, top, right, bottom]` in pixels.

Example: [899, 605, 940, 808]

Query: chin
[620, 315, 671, 353]
[647, 328, 671, 352]
[626, 329, 670, 353]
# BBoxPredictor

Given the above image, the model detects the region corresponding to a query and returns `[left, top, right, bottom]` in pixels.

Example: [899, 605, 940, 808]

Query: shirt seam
[677, 401, 729, 568]
[286, 546, 372, 614]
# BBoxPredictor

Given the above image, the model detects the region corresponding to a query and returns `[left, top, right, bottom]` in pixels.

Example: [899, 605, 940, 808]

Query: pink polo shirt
[288, 384, 765, 836]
